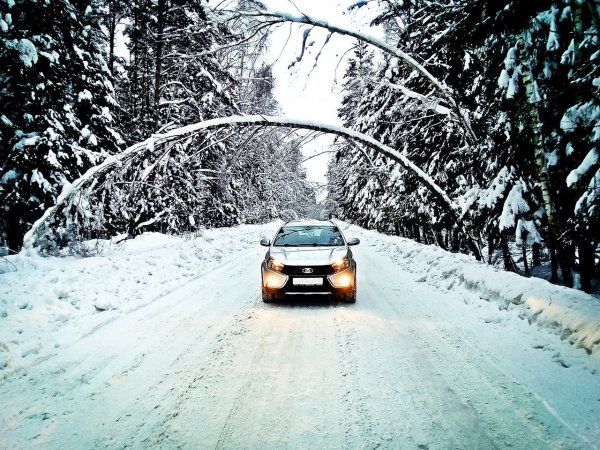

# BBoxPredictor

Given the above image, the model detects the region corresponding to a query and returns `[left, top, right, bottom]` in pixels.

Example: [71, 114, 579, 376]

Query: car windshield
[273, 226, 344, 247]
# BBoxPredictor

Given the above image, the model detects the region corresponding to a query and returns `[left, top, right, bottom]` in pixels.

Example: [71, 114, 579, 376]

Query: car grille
[282, 265, 334, 276]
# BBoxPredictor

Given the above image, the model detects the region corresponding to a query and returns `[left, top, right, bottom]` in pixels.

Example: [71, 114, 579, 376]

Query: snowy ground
[1, 221, 599, 449]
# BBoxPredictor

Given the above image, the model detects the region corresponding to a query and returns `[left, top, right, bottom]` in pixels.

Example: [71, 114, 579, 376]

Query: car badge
[302, 268, 314, 274]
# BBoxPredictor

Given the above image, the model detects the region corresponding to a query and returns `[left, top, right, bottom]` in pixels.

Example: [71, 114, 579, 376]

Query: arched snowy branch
[23, 115, 460, 249]
[233, 7, 477, 143]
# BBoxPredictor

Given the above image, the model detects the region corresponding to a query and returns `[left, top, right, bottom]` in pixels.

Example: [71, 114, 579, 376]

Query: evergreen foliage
[100, 0, 314, 236]
[0, 0, 122, 251]
[328, 0, 600, 291]
[1, 0, 316, 251]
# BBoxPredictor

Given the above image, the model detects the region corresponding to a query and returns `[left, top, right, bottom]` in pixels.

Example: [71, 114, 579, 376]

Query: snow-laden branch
[257, 8, 447, 93]
[237, 7, 478, 143]
[23, 115, 460, 250]
[385, 81, 452, 115]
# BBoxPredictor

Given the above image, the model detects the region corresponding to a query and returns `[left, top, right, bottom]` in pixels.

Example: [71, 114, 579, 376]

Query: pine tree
[94, 2, 315, 236]
[0, 0, 122, 251]
[329, 0, 599, 290]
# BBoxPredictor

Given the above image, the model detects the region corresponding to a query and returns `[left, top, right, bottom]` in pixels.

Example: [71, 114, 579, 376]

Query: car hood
[269, 246, 347, 266]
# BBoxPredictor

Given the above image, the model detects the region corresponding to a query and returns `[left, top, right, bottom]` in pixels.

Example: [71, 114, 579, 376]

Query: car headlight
[332, 257, 350, 272]
[267, 257, 285, 272]
[328, 268, 354, 288]
[264, 271, 288, 289]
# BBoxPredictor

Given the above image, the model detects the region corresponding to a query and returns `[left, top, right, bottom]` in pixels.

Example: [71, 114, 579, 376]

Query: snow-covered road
[1, 223, 599, 449]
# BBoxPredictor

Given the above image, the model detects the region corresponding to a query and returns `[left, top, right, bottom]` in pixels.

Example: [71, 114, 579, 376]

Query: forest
[0, 0, 318, 255]
[1, 0, 599, 292]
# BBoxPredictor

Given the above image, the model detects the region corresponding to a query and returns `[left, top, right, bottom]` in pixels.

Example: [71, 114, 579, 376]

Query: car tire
[336, 288, 356, 304]
[262, 285, 277, 303]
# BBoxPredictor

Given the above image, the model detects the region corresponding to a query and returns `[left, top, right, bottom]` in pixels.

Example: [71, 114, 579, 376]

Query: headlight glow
[328, 268, 354, 289]
[336, 274, 352, 288]
[265, 271, 288, 289]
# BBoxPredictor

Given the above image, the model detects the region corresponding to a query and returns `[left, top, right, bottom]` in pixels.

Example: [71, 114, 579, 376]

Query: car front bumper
[261, 263, 356, 296]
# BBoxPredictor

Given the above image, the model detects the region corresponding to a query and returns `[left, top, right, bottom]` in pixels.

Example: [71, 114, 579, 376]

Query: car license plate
[293, 277, 323, 286]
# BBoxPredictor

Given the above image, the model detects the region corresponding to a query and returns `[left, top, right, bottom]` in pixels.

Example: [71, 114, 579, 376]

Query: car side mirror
[260, 238, 271, 247]
[347, 237, 360, 246]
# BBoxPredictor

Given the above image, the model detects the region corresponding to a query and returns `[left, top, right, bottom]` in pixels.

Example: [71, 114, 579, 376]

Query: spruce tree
[0, 0, 121, 251]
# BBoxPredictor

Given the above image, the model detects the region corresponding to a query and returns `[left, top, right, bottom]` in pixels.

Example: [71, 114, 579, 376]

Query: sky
[270, 33, 347, 185]
[261, 0, 381, 186]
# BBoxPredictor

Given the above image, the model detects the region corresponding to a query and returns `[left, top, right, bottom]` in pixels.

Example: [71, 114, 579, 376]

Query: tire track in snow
[214, 313, 274, 450]
[333, 309, 380, 449]
[353, 241, 590, 449]
[134, 302, 275, 448]
[79, 247, 259, 341]
[0, 249, 266, 449]
[126, 271, 265, 448]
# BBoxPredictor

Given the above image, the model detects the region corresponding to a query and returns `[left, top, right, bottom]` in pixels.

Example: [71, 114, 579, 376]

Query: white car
[260, 220, 359, 303]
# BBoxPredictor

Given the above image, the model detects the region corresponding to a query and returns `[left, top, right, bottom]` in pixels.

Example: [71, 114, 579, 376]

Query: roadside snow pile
[0, 222, 279, 374]
[344, 224, 600, 357]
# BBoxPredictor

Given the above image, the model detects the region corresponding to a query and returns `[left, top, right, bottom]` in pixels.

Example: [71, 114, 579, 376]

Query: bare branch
[301, 149, 335, 163]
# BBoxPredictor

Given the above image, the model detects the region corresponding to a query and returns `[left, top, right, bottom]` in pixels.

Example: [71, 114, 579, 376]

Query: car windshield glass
[273, 226, 344, 247]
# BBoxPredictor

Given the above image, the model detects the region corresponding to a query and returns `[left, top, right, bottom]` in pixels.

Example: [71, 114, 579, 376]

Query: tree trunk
[131, 8, 139, 114]
[532, 243, 541, 267]
[522, 244, 530, 276]
[108, 0, 117, 75]
[153, 0, 166, 130]
[573, 1, 585, 66]
[549, 243, 559, 282]
[487, 232, 495, 265]
[6, 214, 25, 253]
[578, 239, 595, 293]
[559, 245, 575, 288]
[423, 228, 430, 245]
[434, 230, 447, 250]
[518, 39, 573, 287]
[467, 238, 482, 261]
[413, 224, 421, 243]
[578, 243, 595, 293]
[452, 227, 460, 252]
[501, 234, 514, 272]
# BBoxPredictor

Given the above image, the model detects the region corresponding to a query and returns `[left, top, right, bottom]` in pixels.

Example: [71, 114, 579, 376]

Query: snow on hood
[269, 246, 347, 266]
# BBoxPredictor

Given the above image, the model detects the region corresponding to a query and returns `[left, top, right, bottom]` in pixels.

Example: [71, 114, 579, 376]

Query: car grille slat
[282, 265, 333, 276]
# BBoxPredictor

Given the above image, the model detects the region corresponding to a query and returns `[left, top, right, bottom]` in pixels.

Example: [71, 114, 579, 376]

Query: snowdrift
[0, 223, 281, 374]
[345, 224, 600, 357]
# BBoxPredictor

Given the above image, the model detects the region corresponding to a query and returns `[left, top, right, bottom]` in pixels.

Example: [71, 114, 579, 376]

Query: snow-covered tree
[0, 0, 122, 251]
[325, 0, 599, 290]
[54, 1, 316, 239]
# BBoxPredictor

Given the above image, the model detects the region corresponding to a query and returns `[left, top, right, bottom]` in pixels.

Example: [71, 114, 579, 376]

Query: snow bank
[344, 224, 600, 357]
[0, 222, 280, 374]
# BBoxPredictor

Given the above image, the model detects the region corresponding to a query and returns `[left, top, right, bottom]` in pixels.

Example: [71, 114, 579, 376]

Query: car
[260, 220, 360, 303]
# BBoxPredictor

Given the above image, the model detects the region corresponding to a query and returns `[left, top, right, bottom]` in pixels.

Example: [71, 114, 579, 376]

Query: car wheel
[262, 285, 277, 303]
[344, 290, 357, 303]
[336, 288, 356, 304]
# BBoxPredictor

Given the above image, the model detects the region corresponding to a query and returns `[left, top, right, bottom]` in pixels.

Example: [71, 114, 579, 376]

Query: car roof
[283, 219, 337, 228]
